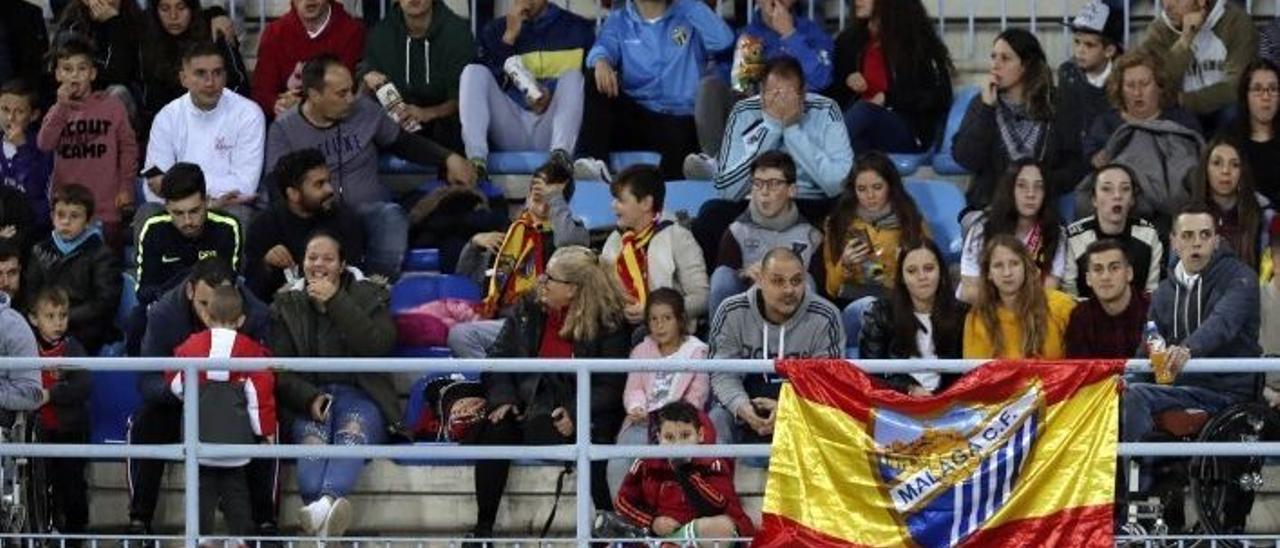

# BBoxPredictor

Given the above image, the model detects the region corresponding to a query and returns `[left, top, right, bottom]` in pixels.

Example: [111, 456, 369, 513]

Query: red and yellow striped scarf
[480, 210, 546, 318]
[616, 217, 661, 305]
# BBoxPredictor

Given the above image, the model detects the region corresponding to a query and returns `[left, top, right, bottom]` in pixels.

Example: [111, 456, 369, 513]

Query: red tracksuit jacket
[167, 328, 277, 438]
[615, 455, 756, 537]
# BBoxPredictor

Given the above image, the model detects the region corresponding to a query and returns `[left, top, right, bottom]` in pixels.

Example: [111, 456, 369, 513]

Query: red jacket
[615, 455, 755, 537]
[250, 2, 365, 116]
[168, 328, 277, 438]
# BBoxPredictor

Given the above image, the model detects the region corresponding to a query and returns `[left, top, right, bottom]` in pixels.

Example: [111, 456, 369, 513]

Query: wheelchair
[1121, 384, 1280, 548]
[0, 411, 50, 543]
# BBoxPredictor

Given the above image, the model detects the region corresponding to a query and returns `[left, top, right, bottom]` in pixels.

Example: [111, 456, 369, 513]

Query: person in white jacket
[142, 42, 265, 235]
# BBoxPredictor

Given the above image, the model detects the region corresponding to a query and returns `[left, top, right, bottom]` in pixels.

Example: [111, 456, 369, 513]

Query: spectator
[859, 238, 966, 395]
[135, 163, 241, 304]
[360, 0, 474, 155]
[458, 0, 593, 176]
[829, 0, 953, 155]
[449, 161, 587, 358]
[27, 286, 91, 538]
[1064, 163, 1164, 299]
[601, 165, 709, 326]
[953, 28, 1078, 210]
[245, 148, 364, 302]
[708, 247, 844, 444]
[168, 284, 276, 539]
[611, 400, 755, 541]
[0, 79, 52, 238]
[963, 234, 1076, 359]
[54, 0, 147, 104]
[0, 0, 50, 104]
[0, 283, 39, 408]
[958, 160, 1067, 304]
[23, 184, 121, 355]
[607, 287, 709, 492]
[265, 55, 475, 279]
[472, 246, 630, 539]
[0, 240, 23, 307]
[708, 150, 822, 321]
[692, 56, 852, 264]
[1138, 0, 1256, 127]
[822, 151, 928, 342]
[576, 0, 734, 180]
[127, 258, 276, 538]
[139, 0, 248, 133]
[271, 231, 401, 538]
[1056, 0, 1124, 178]
[142, 41, 264, 234]
[252, 0, 364, 118]
[1260, 221, 1280, 354]
[1066, 239, 1150, 358]
[1190, 135, 1269, 271]
[1231, 60, 1280, 203]
[1084, 51, 1202, 167]
[37, 37, 138, 251]
[696, 0, 834, 159]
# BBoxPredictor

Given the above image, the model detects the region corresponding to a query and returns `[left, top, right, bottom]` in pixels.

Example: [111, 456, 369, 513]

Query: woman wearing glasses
[468, 246, 631, 540]
[1231, 59, 1280, 203]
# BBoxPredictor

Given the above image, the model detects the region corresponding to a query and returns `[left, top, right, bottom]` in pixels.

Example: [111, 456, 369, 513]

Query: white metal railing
[0, 356, 1275, 546]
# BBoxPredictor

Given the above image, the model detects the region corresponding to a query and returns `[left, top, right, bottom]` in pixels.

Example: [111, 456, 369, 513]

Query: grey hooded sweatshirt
[0, 293, 43, 411]
[1148, 245, 1260, 399]
[708, 285, 844, 415]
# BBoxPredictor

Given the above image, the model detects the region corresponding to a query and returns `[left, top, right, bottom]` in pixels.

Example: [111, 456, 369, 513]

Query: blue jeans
[708, 266, 749, 320]
[1122, 382, 1241, 442]
[843, 102, 920, 154]
[841, 296, 878, 352]
[356, 201, 409, 280]
[290, 384, 387, 503]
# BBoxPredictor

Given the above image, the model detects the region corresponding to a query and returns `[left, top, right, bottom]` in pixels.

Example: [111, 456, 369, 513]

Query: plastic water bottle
[1143, 321, 1166, 354]
[504, 56, 544, 104]
[374, 82, 421, 133]
[1144, 320, 1175, 384]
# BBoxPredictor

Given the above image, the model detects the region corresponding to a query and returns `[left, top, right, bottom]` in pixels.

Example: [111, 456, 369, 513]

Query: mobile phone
[318, 395, 333, 419]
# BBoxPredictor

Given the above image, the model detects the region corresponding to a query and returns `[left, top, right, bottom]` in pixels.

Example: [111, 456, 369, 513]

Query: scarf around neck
[52, 222, 101, 256]
[996, 97, 1045, 162]
[617, 216, 666, 305]
[749, 200, 800, 231]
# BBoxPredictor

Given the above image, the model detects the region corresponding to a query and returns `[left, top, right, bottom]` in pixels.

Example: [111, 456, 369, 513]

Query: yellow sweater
[822, 216, 928, 299]
[962, 290, 1076, 359]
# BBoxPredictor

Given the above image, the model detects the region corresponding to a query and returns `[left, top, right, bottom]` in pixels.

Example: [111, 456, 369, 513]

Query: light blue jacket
[714, 93, 853, 200]
[586, 0, 734, 116]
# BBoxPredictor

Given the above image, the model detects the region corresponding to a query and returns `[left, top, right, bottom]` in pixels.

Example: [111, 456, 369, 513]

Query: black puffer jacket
[271, 271, 402, 435]
[858, 297, 965, 393]
[485, 297, 630, 426]
[23, 233, 121, 353]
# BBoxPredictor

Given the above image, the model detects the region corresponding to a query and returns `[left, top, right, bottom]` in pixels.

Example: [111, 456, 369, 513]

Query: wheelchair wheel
[1189, 402, 1280, 547]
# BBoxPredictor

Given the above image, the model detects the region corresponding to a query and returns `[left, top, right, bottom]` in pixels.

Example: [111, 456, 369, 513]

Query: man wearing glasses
[691, 55, 852, 266]
[707, 150, 823, 319]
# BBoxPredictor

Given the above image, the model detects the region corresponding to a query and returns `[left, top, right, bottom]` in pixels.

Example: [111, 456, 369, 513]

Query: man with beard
[706, 247, 843, 444]
[246, 148, 364, 301]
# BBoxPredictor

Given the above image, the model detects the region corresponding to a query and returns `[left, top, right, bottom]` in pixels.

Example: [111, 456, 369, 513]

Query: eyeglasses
[1250, 85, 1280, 96]
[751, 178, 790, 192]
[539, 273, 574, 286]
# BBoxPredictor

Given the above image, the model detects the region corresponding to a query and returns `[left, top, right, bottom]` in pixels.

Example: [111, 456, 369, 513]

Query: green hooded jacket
[360, 2, 475, 107]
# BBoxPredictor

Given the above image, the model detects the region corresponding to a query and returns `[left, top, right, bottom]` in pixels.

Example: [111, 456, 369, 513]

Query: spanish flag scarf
[480, 210, 546, 318]
[616, 217, 667, 306]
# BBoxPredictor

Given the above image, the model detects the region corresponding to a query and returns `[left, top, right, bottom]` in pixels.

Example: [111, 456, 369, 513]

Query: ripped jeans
[290, 384, 387, 503]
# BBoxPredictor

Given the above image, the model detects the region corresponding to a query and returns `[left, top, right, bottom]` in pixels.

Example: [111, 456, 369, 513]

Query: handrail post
[183, 361, 200, 546]
[575, 363, 592, 545]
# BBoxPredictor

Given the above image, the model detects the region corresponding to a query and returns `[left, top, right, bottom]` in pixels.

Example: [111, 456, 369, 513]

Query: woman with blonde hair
[1084, 50, 1202, 166]
[963, 234, 1076, 359]
[467, 246, 631, 539]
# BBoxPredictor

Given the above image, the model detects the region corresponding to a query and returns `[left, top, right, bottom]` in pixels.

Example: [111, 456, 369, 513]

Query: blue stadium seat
[889, 152, 932, 177]
[487, 151, 549, 175]
[90, 371, 141, 445]
[931, 86, 980, 176]
[389, 274, 483, 314]
[402, 248, 441, 273]
[1057, 194, 1077, 224]
[569, 181, 617, 231]
[378, 154, 437, 175]
[664, 180, 717, 219]
[904, 179, 966, 263]
[609, 151, 662, 172]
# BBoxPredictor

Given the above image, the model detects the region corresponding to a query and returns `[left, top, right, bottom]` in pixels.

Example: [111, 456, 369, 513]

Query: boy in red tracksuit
[167, 285, 276, 539]
[614, 400, 755, 545]
[28, 286, 91, 537]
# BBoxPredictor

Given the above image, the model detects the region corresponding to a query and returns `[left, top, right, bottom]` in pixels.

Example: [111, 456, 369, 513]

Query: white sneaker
[297, 496, 332, 535]
[573, 157, 612, 182]
[683, 153, 717, 180]
[319, 496, 353, 538]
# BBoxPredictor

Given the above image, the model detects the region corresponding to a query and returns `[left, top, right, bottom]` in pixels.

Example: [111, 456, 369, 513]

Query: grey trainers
[682, 152, 717, 180]
[573, 157, 612, 182]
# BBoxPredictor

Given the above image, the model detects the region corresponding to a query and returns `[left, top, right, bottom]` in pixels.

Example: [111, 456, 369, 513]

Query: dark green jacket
[360, 2, 475, 108]
[271, 272, 402, 433]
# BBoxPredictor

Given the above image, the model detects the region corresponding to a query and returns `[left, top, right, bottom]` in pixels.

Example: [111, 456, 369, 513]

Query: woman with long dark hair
[859, 238, 967, 395]
[138, 0, 248, 130]
[1233, 59, 1280, 202]
[964, 234, 1075, 359]
[958, 159, 1066, 303]
[1190, 134, 1270, 271]
[829, 0, 954, 154]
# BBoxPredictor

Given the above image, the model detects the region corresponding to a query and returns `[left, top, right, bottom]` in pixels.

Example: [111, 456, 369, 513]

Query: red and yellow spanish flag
[754, 359, 1124, 548]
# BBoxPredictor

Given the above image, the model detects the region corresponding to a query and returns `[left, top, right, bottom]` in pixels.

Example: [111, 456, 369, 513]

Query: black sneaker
[463, 526, 495, 547]
[549, 149, 573, 172]
[126, 519, 158, 548]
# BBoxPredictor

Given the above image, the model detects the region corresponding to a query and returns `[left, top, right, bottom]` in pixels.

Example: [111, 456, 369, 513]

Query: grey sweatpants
[458, 64, 585, 160]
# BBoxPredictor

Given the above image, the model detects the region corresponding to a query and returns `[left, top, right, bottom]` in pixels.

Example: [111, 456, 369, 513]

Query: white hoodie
[143, 89, 266, 203]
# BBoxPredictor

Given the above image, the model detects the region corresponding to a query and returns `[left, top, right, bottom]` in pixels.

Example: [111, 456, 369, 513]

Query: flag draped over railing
[753, 359, 1125, 548]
